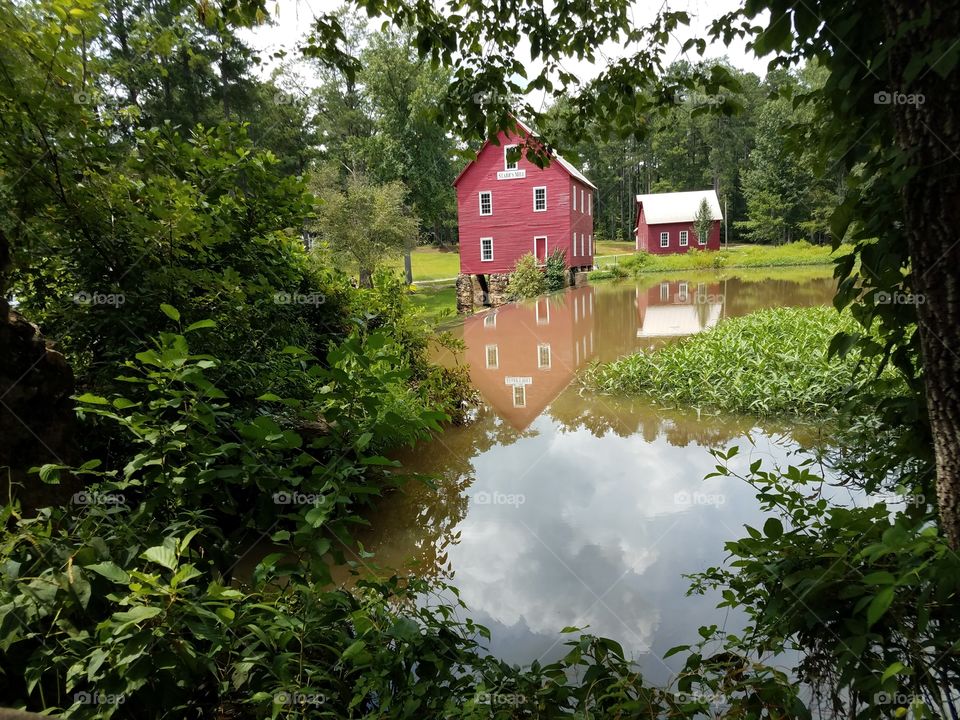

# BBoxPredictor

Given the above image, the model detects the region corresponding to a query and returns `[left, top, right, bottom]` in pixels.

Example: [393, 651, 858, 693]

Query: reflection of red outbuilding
[464, 286, 596, 430]
[636, 280, 724, 339]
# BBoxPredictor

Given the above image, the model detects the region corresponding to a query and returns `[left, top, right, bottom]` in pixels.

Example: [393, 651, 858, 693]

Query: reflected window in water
[485, 344, 499, 369]
[484, 312, 497, 328]
[660, 282, 670, 301]
[538, 343, 552, 369]
[536, 298, 550, 325]
[512, 384, 526, 407]
[678, 282, 688, 302]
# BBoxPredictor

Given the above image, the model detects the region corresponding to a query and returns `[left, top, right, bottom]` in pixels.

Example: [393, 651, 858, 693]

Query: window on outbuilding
[679, 230, 688, 246]
[660, 231, 669, 248]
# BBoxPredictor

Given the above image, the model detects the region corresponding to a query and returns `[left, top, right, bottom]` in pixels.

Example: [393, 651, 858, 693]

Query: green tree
[312, 176, 419, 287]
[693, 198, 714, 248]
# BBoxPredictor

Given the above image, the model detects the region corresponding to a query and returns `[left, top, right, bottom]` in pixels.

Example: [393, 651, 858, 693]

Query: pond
[341, 269, 839, 684]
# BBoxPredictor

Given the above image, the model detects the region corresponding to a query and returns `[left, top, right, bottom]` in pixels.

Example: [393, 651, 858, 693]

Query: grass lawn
[594, 239, 636, 256]
[591, 241, 846, 277]
[409, 284, 458, 323]
[384, 247, 461, 281]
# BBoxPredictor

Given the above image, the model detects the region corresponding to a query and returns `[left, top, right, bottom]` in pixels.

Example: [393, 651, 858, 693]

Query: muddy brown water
[281, 269, 845, 683]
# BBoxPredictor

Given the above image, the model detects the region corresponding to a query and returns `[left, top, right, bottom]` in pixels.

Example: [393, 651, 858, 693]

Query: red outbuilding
[635, 190, 723, 254]
[454, 119, 596, 277]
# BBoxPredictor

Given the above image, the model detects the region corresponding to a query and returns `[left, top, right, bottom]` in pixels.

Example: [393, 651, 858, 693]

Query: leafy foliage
[505, 253, 547, 300]
[585, 307, 883, 417]
[544, 248, 568, 291]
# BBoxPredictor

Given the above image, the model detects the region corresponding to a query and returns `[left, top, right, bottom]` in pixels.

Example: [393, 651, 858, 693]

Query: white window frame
[512, 384, 526, 408]
[580, 233, 585, 256]
[678, 282, 688, 302]
[479, 191, 492, 217]
[580, 189, 585, 212]
[484, 312, 497, 328]
[572, 184, 577, 211]
[504, 144, 518, 171]
[660, 282, 670, 301]
[679, 230, 688, 247]
[536, 297, 550, 325]
[660, 231, 669, 248]
[588, 234, 592, 256]
[537, 343, 552, 369]
[572, 230, 577, 256]
[533, 186, 547, 212]
[485, 344, 499, 369]
[588, 193, 592, 215]
[480, 237, 494, 262]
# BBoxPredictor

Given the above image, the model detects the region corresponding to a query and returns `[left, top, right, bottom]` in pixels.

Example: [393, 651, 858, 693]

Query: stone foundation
[456, 268, 588, 314]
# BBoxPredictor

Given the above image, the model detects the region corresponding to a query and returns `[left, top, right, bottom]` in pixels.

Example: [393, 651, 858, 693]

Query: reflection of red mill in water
[464, 285, 597, 431]
[635, 280, 724, 340]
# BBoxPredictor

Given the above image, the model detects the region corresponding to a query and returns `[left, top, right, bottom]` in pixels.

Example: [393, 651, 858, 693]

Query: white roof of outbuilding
[636, 190, 722, 224]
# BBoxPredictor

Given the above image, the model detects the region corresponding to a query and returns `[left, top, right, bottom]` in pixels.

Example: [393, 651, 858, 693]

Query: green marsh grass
[584, 306, 867, 417]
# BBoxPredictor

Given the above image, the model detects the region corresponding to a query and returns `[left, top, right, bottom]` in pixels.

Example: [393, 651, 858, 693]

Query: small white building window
[504, 145, 518, 170]
[572, 185, 577, 211]
[679, 230, 688, 247]
[588, 193, 592, 215]
[479, 191, 492, 216]
[512, 384, 526, 407]
[572, 230, 576, 256]
[588, 234, 592, 256]
[480, 237, 494, 262]
[537, 343, 552, 369]
[533, 186, 547, 212]
[660, 231, 669, 248]
[580, 233, 585, 256]
[485, 344, 499, 369]
[580, 189, 585, 212]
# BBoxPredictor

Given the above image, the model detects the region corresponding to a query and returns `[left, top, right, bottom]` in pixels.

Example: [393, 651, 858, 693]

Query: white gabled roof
[636, 190, 722, 224]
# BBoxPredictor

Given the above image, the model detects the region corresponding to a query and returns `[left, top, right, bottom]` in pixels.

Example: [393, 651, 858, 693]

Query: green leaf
[141, 545, 177, 571]
[763, 517, 784, 539]
[341, 639, 369, 664]
[867, 586, 895, 627]
[85, 561, 130, 584]
[184, 319, 216, 333]
[881, 661, 906, 682]
[159, 304, 180, 322]
[112, 605, 162, 627]
[75, 393, 109, 405]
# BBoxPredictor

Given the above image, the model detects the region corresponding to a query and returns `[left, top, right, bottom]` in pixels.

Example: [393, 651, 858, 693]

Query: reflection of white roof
[636, 190, 722, 224]
[637, 304, 723, 337]
[515, 118, 597, 189]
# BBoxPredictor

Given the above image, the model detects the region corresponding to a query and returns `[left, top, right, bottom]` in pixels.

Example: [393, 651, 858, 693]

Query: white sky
[241, 0, 771, 101]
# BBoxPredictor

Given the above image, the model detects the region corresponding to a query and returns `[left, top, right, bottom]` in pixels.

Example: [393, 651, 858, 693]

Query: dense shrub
[506, 253, 546, 299]
[584, 306, 885, 416]
[545, 248, 568, 291]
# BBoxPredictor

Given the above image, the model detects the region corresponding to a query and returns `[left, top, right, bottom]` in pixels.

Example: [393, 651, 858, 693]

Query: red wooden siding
[455, 129, 594, 275]
[635, 219, 722, 254]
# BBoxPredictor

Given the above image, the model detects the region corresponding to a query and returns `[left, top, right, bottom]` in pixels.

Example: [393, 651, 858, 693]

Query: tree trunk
[358, 267, 373, 289]
[884, 0, 960, 547]
[404, 250, 413, 285]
